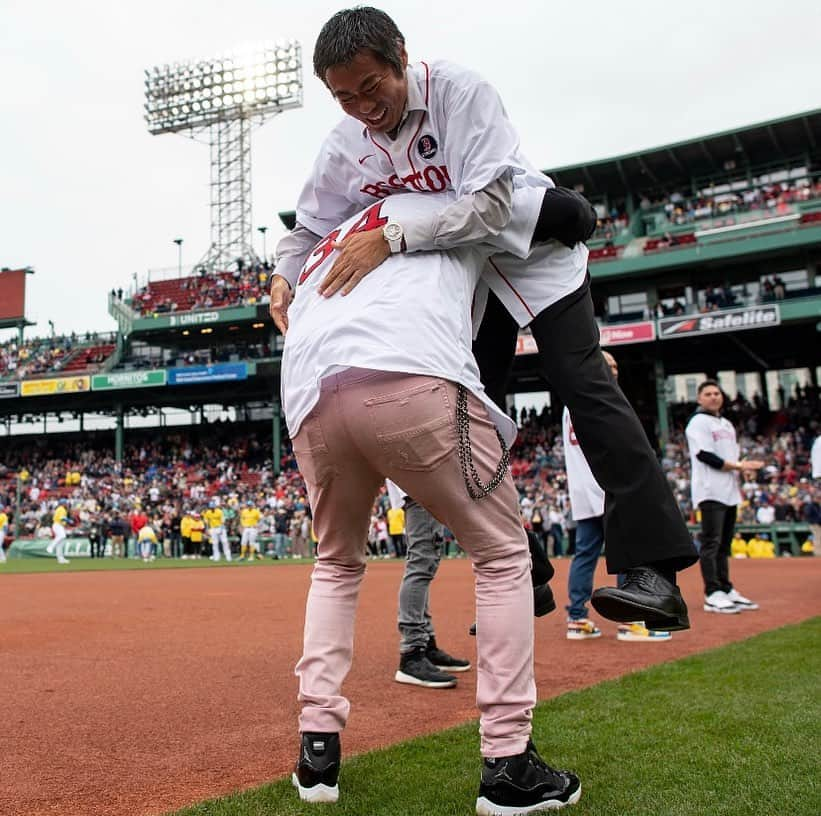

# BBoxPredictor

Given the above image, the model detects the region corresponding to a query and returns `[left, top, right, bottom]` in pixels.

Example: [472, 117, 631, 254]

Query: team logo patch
[417, 134, 438, 160]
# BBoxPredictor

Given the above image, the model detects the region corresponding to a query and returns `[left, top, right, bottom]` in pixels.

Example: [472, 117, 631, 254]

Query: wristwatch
[382, 221, 404, 253]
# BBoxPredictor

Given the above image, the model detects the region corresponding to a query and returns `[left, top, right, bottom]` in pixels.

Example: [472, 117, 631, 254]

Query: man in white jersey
[271, 6, 697, 632]
[285, 191, 581, 814]
[563, 351, 671, 643]
[685, 381, 764, 614]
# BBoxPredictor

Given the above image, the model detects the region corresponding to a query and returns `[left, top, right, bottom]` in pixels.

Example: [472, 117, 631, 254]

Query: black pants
[473, 280, 697, 575]
[698, 500, 736, 595]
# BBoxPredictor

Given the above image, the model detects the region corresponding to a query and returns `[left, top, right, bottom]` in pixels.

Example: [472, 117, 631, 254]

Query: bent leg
[355, 377, 534, 758]
[529, 277, 696, 574]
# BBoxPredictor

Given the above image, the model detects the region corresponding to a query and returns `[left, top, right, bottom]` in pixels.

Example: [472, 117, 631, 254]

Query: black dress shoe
[590, 566, 690, 631]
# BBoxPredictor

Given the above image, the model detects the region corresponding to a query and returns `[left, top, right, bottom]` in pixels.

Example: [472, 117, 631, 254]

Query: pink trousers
[292, 369, 535, 757]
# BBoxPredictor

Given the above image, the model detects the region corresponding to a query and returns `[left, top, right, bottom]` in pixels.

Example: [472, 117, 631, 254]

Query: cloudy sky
[1, 0, 819, 338]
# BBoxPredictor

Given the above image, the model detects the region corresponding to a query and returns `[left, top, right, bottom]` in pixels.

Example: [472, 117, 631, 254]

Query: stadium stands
[132, 262, 271, 316]
[0, 334, 116, 380]
[1, 390, 817, 557]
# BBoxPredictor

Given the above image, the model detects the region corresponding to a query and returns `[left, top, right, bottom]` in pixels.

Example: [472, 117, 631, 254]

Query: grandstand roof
[277, 108, 821, 227]
[548, 109, 821, 199]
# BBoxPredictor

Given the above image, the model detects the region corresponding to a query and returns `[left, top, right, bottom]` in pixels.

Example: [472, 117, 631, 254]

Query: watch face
[384, 223, 403, 241]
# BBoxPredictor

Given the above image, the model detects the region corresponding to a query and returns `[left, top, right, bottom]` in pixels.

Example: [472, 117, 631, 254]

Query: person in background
[685, 380, 764, 614]
[138, 523, 158, 563]
[239, 499, 263, 561]
[563, 351, 672, 643]
[0, 505, 8, 564]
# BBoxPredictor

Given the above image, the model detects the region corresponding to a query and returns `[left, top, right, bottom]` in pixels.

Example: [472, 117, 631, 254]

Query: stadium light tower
[145, 43, 303, 270]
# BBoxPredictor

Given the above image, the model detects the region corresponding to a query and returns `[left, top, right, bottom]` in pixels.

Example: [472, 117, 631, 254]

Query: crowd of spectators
[128, 259, 273, 317]
[0, 389, 817, 559]
[0, 332, 115, 381]
[641, 176, 821, 231]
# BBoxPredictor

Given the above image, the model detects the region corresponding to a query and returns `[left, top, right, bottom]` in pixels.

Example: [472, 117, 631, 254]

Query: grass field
[167, 618, 820, 816]
[0, 556, 314, 574]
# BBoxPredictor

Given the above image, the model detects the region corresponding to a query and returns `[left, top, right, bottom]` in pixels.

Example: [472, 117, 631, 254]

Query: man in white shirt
[685, 381, 764, 614]
[563, 351, 671, 643]
[811, 434, 821, 480]
[285, 191, 580, 814]
[271, 6, 697, 636]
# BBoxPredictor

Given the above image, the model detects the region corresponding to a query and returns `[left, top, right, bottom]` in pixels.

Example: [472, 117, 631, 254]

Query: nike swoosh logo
[358, 154, 375, 165]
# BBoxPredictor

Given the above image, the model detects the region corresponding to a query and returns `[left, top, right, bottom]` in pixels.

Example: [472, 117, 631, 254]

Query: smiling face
[324, 47, 408, 135]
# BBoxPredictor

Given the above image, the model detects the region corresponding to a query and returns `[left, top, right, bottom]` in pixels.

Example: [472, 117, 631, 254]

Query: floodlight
[144, 42, 303, 270]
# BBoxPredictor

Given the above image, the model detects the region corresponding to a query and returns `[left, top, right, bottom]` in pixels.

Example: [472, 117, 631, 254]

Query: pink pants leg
[293, 370, 534, 757]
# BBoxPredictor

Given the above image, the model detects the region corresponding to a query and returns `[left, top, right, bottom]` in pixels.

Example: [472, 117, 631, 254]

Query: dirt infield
[2, 557, 819, 816]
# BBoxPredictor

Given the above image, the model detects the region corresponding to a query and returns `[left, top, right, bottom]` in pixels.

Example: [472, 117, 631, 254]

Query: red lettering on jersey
[341, 201, 389, 241]
[298, 229, 341, 285]
[423, 165, 447, 192]
[360, 183, 390, 199]
[568, 421, 580, 446]
[359, 164, 451, 199]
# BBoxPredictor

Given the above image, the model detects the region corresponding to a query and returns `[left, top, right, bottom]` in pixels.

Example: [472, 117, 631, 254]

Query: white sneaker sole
[566, 631, 601, 640]
[432, 663, 471, 673]
[617, 633, 671, 642]
[291, 774, 338, 803]
[703, 604, 740, 614]
[394, 670, 456, 688]
[732, 602, 759, 611]
[476, 783, 581, 813]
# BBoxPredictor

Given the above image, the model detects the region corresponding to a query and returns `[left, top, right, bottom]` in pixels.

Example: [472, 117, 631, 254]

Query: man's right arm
[269, 224, 323, 335]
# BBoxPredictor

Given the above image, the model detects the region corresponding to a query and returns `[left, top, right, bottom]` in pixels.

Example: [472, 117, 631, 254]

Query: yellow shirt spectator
[387, 507, 405, 536]
[138, 526, 158, 543]
[0, 511, 8, 531]
[189, 517, 205, 543]
[240, 507, 261, 528]
[180, 515, 194, 538]
[203, 507, 224, 529]
[747, 536, 775, 559]
[53, 505, 68, 525]
[730, 535, 748, 558]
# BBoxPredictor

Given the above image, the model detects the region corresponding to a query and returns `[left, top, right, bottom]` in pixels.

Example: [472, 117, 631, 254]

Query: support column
[654, 358, 670, 445]
[757, 370, 770, 409]
[115, 403, 124, 464]
[272, 399, 282, 476]
[14, 474, 23, 537]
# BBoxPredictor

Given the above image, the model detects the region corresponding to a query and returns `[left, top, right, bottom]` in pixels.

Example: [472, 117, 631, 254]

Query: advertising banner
[600, 321, 656, 346]
[92, 370, 167, 391]
[20, 375, 91, 397]
[167, 362, 247, 386]
[659, 305, 780, 340]
[0, 382, 20, 399]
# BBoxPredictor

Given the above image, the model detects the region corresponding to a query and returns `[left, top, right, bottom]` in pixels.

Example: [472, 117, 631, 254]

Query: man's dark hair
[697, 379, 721, 394]
[313, 7, 406, 82]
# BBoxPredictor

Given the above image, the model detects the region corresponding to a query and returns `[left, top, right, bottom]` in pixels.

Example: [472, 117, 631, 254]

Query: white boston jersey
[685, 411, 741, 507]
[287, 60, 587, 328]
[281, 193, 522, 445]
[562, 407, 604, 521]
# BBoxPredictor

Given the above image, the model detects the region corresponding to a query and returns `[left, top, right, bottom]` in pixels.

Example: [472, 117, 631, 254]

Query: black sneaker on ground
[426, 636, 471, 672]
[395, 648, 457, 688]
[292, 732, 340, 803]
[590, 565, 690, 631]
[476, 739, 581, 815]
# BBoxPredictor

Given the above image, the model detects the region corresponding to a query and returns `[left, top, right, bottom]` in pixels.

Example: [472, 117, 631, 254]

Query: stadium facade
[1, 109, 819, 457]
